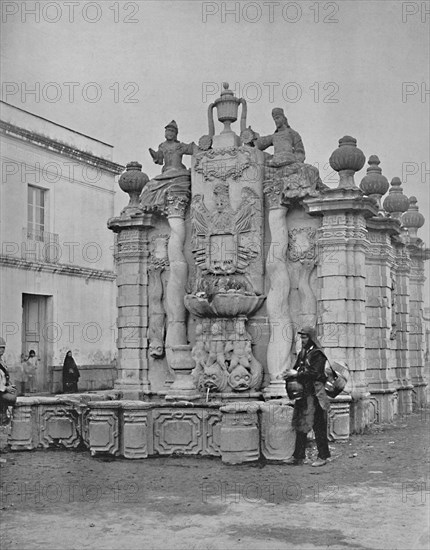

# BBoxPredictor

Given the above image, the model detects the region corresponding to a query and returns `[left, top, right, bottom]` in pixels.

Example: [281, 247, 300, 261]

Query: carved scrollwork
[263, 179, 283, 209]
[194, 147, 251, 182]
[166, 189, 190, 218]
[287, 227, 317, 262]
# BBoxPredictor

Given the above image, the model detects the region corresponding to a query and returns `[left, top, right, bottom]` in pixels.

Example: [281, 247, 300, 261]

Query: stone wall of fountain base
[1, 393, 352, 463]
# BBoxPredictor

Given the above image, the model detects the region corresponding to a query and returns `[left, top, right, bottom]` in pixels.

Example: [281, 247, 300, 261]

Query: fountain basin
[184, 292, 265, 318]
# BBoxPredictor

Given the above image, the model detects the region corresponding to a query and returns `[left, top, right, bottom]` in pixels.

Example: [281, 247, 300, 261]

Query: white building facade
[0, 101, 124, 392]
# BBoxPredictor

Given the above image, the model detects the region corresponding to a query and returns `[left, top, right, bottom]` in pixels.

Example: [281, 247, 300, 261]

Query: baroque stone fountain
[112, 83, 330, 402]
[9, 82, 427, 463]
[69, 84, 429, 461]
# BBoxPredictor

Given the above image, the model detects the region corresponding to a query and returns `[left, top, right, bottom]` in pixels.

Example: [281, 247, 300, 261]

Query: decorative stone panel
[39, 405, 80, 449]
[219, 402, 260, 464]
[9, 399, 38, 450]
[260, 402, 296, 460]
[121, 402, 153, 459]
[328, 395, 352, 441]
[203, 408, 222, 456]
[152, 409, 204, 455]
[80, 407, 90, 449]
[368, 390, 398, 425]
[88, 401, 121, 456]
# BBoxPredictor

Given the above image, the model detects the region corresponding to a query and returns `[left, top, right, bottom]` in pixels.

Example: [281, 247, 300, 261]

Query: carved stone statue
[140, 121, 194, 212]
[256, 108, 326, 200]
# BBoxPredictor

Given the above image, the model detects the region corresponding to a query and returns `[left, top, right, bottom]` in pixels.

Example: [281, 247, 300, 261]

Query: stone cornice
[0, 255, 116, 280]
[0, 120, 124, 175]
[366, 216, 401, 236]
[407, 243, 430, 262]
[107, 213, 155, 233]
[303, 188, 378, 218]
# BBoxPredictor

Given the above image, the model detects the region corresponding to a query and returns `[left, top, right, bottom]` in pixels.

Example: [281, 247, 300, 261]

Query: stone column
[263, 187, 292, 398]
[365, 218, 400, 423]
[164, 190, 191, 365]
[408, 245, 428, 408]
[402, 197, 430, 409]
[304, 137, 376, 433]
[392, 238, 413, 415]
[108, 216, 154, 398]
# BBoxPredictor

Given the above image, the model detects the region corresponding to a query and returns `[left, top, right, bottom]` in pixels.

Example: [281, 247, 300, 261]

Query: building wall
[0, 101, 123, 392]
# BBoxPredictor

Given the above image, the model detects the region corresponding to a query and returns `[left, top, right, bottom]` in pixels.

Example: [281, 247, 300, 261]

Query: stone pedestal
[108, 215, 154, 397]
[368, 390, 398, 425]
[87, 401, 121, 456]
[328, 394, 352, 441]
[9, 397, 38, 450]
[260, 401, 295, 460]
[121, 401, 153, 458]
[219, 402, 260, 464]
[166, 345, 200, 400]
[305, 188, 378, 433]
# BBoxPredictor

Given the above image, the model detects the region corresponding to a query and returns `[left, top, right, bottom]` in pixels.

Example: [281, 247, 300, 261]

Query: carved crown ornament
[193, 147, 252, 182]
[190, 184, 260, 276]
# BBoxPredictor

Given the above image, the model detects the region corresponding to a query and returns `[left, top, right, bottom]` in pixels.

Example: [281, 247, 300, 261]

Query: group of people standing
[21, 350, 80, 394]
[0, 342, 80, 399]
[0, 339, 81, 427]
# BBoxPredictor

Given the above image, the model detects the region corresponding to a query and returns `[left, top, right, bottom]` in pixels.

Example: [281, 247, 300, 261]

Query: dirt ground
[0, 411, 429, 550]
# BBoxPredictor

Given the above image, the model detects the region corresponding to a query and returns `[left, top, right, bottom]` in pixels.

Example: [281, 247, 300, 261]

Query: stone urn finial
[329, 136, 366, 189]
[208, 82, 246, 139]
[402, 196, 425, 240]
[359, 155, 389, 212]
[383, 177, 410, 220]
[119, 161, 149, 216]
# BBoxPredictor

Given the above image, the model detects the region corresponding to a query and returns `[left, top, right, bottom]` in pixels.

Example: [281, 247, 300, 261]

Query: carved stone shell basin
[184, 293, 265, 318]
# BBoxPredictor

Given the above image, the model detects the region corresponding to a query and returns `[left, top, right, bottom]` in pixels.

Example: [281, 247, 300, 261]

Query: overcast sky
[1, 0, 429, 296]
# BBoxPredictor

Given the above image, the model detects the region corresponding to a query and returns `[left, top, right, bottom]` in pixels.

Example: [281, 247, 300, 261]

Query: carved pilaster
[108, 215, 154, 397]
[365, 217, 400, 423]
[392, 239, 413, 414]
[304, 188, 377, 432]
[165, 190, 190, 370]
[264, 206, 291, 398]
[407, 243, 430, 408]
[263, 180, 284, 210]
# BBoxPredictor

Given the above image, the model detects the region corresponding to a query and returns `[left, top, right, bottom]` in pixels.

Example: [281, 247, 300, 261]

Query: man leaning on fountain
[284, 327, 331, 467]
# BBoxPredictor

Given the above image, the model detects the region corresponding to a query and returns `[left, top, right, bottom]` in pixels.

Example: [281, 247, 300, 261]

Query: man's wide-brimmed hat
[0, 337, 6, 347]
[297, 326, 324, 350]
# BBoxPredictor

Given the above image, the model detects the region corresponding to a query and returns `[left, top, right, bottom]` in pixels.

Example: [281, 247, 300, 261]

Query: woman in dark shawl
[62, 351, 80, 393]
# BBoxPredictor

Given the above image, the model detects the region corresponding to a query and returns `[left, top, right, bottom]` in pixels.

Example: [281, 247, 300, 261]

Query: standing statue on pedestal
[257, 108, 326, 200]
[140, 120, 194, 212]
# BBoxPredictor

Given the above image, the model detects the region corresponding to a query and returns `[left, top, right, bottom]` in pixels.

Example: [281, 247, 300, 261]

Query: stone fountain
[5, 83, 429, 463]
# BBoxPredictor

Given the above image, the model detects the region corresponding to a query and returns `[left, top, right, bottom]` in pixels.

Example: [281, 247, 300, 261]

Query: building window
[28, 186, 45, 241]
